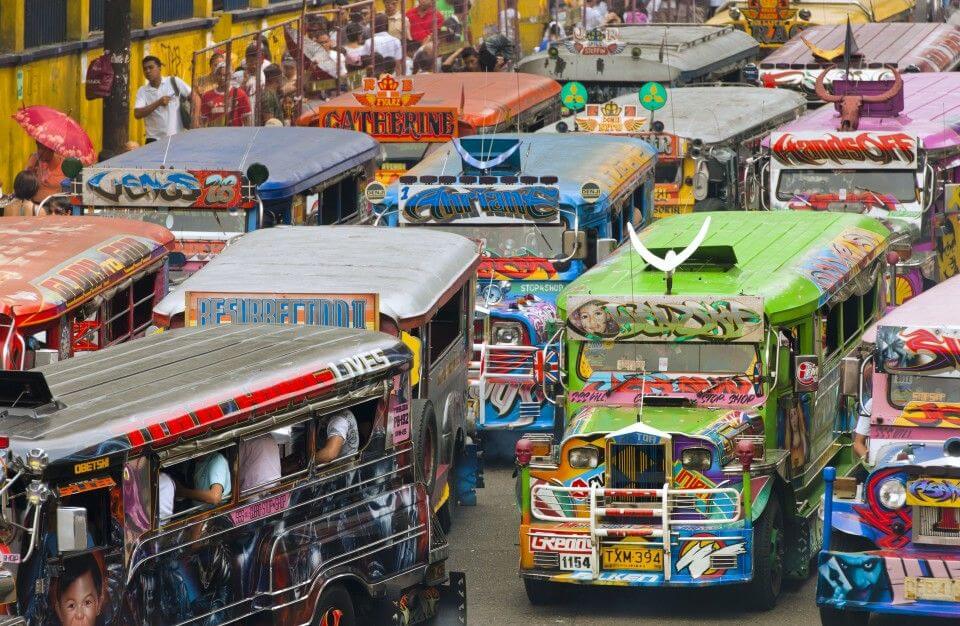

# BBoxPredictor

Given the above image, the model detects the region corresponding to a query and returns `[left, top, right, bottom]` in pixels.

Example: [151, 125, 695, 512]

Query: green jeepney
[516, 211, 890, 608]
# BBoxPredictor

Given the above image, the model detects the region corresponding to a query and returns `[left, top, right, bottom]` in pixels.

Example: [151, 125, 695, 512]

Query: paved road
[446, 465, 952, 626]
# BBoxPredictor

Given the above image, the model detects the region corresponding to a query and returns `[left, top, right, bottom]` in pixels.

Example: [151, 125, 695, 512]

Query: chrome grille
[607, 443, 666, 491]
[533, 551, 560, 570]
[914, 505, 960, 546]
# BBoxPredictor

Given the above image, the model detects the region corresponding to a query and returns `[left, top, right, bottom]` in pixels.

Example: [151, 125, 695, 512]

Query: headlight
[680, 447, 712, 472]
[568, 446, 599, 469]
[493, 322, 523, 345]
[878, 478, 907, 510]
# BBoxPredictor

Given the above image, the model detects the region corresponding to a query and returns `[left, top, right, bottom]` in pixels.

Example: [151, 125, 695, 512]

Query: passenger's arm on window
[175, 482, 224, 505]
[315, 434, 345, 465]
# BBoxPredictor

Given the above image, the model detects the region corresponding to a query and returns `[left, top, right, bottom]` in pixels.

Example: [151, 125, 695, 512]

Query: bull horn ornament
[813, 65, 903, 131]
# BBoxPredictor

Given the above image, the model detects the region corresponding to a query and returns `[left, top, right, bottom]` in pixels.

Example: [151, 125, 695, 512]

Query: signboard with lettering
[565, 295, 765, 343]
[564, 27, 625, 55]
[185, 291, 379, 330]
[770, 131, 918, 169]
[313, 74, 458, 143]
[398, 184, 561, 225]
[83, 168, 245, 208]
[575, 101, 646, 134]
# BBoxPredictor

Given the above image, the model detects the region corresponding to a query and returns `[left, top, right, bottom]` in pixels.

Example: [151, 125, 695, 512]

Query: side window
[862, 283, 878, 326]
[842, 295, 859, 345]
[823, 306, 841, 358]
[58, 486, 114, 549]
[237, 433, 284, 495]
[132, 272, 158, 336]
[428, 286, 465, 363]
[314, 396, 380, 467]
[159, 446, 235, 525]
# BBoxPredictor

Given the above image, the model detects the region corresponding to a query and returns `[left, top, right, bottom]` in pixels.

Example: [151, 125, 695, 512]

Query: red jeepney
[0, 216, 174, 369]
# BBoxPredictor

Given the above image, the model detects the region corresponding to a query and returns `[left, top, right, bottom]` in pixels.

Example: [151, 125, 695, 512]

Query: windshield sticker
[877, 326, 960, 377]
[565, 296, 764, 343]
[575, 101, 646, 134]
[770, 132, 918, 169]
[83, 168, 244, 207]
[794, 227, 884, 302]
[568, 373, 762, 407]
[398, 184, 560, 225]
[185, 291, 379, 330]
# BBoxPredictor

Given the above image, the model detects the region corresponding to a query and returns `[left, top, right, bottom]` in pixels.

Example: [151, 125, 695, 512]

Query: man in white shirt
[134, 56, 190, 143]
[158, 472, 174, 521]
[315, 409, 360, 464]
[239, 434, 282, 493]
[350, 14, 404, 72]
[582, 0, 604, 30]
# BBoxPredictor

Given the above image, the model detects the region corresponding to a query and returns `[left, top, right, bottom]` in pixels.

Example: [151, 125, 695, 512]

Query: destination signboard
[185, 291, 379, 330]
[398, 184, 561, 225]
[82, 168, 245, 208]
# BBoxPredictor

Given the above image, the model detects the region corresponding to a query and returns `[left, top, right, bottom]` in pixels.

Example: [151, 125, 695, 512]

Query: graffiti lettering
[566, 296, 764, 343]
[38, 236, 155, 304]
[83, 168, 243, 208]
[479, 258, 559, 280]
[329, 349, 391, 382]
[796, 228, 884, 300]
[400, 185, 560, 224]
[901, 328, 960, 373]
[907, 478, 960, 506]
[896, 403, 960, 428]
[529, 533, 592, 553]
[569, 373, 760, 407]
[772, 132, 917, 168]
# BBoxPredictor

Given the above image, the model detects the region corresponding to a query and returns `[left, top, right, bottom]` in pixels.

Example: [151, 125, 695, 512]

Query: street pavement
[446, 465, 953, 626]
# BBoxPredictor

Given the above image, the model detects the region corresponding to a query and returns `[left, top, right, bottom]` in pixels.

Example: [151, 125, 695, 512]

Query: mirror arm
[20, 504, 41, 563]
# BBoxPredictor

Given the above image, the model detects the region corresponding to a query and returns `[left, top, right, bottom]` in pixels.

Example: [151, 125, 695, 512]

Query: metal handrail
[530, 484, 741, 524]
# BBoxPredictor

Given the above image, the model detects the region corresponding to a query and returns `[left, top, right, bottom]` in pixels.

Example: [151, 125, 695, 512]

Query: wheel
[745, 494, 785, 610]
[412, 400, 440, 501]
[523, 578, 561, 605]
[819, 606, 870, 626]
[314, 584, 356, 626]
[436, 434, 463, 533]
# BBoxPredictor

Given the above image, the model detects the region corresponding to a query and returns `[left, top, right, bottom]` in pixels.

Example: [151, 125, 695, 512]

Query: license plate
[905, 577, 960, 602]
[601, 545, 663, 571]
[559, 553, 592, 571]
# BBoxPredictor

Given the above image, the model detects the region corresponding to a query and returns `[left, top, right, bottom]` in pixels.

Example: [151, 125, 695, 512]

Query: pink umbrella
[12, 105, 96, 165]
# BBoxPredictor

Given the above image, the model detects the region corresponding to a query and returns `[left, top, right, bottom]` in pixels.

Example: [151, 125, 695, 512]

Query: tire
[313, 584, 356, 626]
[437, 433, 463, 533]
[412, 399, 440, 501]
[745, 494, 785, 610]
[523, 578, 561, 605]
[819, 606, 870, 626]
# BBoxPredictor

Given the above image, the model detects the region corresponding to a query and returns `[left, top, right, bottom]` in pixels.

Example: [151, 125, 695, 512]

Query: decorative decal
[676, 536, 745, 579]
[83, 168, 244, 207]
[398, 184, 560, 225]
[564, 27, 625, 55]
[185, 291, 379, 330]
[877, 326, 960, 377]
[770, 132, 918, 169]
[794, 227, 885, 301]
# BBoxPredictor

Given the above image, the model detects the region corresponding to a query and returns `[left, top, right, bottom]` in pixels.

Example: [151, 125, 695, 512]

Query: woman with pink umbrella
[12, 105, 96, 205]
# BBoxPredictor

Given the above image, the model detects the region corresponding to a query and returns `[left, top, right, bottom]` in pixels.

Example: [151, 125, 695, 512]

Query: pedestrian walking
[134, 55, 191, 143]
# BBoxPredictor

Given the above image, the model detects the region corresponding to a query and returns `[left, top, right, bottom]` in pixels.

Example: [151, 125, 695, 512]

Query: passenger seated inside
[239, 433, 282, 493]
[315, 408, 360, 465]
[158, 472, 174, 522]
[175, 451, 231, 508]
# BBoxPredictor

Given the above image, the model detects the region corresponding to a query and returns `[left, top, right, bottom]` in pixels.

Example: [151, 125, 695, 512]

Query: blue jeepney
[373, 133, 657, 452]
[69, 127, 380, 274]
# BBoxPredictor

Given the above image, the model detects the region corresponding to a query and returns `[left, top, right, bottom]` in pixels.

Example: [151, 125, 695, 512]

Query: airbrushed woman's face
[55, 571, 101, 626]
[576, 303, 609, 335]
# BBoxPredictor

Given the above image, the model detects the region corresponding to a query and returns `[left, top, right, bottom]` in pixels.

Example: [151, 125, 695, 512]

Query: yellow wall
[0, 5, 304, 193]
[470, 0, 546, 56]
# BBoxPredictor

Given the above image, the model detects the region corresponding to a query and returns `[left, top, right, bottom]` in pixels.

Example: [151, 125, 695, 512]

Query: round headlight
[568, 446, 600, 469]
[680, 447, 713, 472]
[493, 324, 522, 345]
[878, 478, 907, 510]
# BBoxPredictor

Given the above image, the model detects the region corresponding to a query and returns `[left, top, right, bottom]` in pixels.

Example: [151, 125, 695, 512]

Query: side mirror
[562, 230, 587, 260]
[596, 238, 616, 262]
[692, 165, 709, 201]
[840, 357, 860, 397]
[57, 507, 88, 553]
[793, 355, 819, 392]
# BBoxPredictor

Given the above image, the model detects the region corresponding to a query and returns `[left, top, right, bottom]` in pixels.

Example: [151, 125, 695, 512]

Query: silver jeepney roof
[155, 226, 480, 323]
[539, 86, 807, 144]
[516, 25, 758, 85]
[2, 325, 409, 462]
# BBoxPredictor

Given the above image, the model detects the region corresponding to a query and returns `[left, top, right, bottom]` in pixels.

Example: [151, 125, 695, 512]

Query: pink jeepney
[755, 22, 960, 102]
[752, 72, 960, 306]
[817, 275, 960, 623]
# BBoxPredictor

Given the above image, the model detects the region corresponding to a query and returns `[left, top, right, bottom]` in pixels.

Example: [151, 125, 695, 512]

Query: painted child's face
[56, 571, 100, 626]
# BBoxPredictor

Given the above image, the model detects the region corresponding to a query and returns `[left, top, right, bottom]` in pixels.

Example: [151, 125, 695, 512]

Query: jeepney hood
[566, 405, 762, 458]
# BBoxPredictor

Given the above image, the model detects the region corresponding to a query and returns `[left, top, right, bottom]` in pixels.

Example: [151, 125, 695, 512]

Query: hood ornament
[626, 216, 711, 295]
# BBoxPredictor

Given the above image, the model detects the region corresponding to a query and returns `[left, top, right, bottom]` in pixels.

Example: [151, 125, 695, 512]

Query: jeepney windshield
[655, 161, 682, 185]
[419, 223, 564, 259]
[776, 169, 917, 203]
[888, 374, 960, 409]
[581, 341, 759, 375]
[91, 207, 247, 236]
